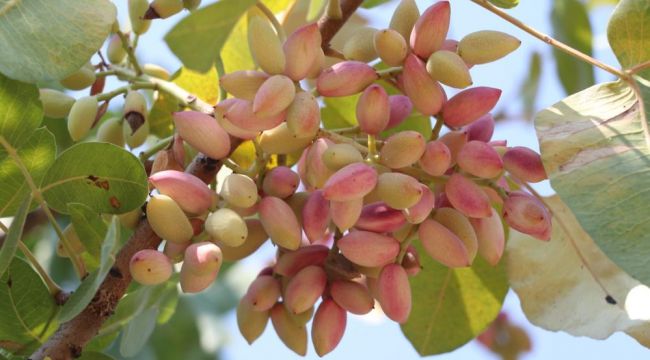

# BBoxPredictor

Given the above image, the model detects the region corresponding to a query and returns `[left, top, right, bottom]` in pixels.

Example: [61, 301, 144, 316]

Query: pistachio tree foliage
[0, 0, 649, 359]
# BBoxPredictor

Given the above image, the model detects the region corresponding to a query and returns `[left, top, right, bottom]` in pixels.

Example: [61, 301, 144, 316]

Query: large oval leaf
[0, 0, 116, 83]
[165, 0, 257, 72]
[508, 196, 650, 347]
[0, 196, 31, 279]
[608, 0, 650, 80]
[535, 79, 650, 285]
[0, 128, 55, 217]
[401, 242, 509, 355]
[551, 0, 595, 94]
[41, 142, 148, 214]
[0, 73, 42, 148]
[0, 257, 59, 353]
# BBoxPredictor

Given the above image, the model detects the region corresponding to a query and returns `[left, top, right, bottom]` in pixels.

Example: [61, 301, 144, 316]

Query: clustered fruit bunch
[39, 0, 552, 356]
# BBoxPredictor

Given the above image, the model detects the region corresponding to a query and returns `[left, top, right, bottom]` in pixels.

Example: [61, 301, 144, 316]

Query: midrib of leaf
[40, 175, 148, 193]
[0, 0, 21, 17]
[420, 269, 452, 353]
[626, 78, 650, 151]
[526, 184, 624, 310]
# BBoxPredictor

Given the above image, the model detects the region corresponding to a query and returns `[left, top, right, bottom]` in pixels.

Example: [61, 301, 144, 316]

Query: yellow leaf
[507, 195, 650, 347]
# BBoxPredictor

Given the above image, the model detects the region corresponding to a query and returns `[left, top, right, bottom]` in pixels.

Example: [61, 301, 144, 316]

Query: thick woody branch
[317, 0, 364, 51]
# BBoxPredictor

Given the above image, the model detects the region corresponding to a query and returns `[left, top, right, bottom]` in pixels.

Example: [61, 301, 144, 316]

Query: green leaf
[119, 307, 159, 357]
[0, 0, 116, 83]
[381, 114, 432, 139]
[58, 217, 119, 322]
[77, 351, 115, 360]
[321, 94, 360, 130]
[0, 196, 31, 279]
[0, 258, 58, 352]
[362, 0, 392, 8]
[221, 16, 256, 74]
[0, 73, 43, 148]
[93, 279, 178, 350]
[487, 0, 520, 9]
[520, 52, 542, 119]
[401, 242, 508, 355]
[148, 92, 178, 138]
[41, 142, 148, 215]
[174, 66, 220, 105]
[535, 79, 650, 285]
[146, 298, 213, 360]
[165, 0, 257, 72]
[307, 0, 326, 20]
[0, 128, 55, 217]
[608, 0, 650, 80]
[508, 195, 650, 346]
[551, 0, 595, 94]
[68, 203, 108, 261]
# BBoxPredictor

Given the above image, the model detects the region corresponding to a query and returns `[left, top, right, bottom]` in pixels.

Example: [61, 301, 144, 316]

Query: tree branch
[317, 0, 364, 51]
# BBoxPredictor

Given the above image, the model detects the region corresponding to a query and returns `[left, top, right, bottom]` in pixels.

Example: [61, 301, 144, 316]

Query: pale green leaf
[381, 114, 432, 139]
[608, 0, 650, 80]
[68, 203, 108, 261]
[520, 52, 542, 118]
[221, 16, 256, 74]
[321, 94, 360, 130]
[401, 242, 508, 355]
[535, 79, 650, 285]
[78, 351, 115, 360]
[508, 195, 650, 346]
[99, 280, 178, 339]
[0, 196, 31, 279]
[487, 0, 519, 9]
[119, 307, 159, 357]
[362, 0, 392, 8]
[307, 0, 326, 21]
[173, 66, 220, 105]
[0, 128, 55, 217]
[0, 0, 116, 83]
[0, 73, 43, 148]
[148, 92, 178, 138]
[41, 142, 148, 215]
[552, 0, 595, 94]
[165, 0, 257, 72]
[58, 217, 119, 322]
[0, 258, 58, 351]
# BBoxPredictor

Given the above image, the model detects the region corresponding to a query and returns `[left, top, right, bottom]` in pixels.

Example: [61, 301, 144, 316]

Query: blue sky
[109, 1, 650, 359]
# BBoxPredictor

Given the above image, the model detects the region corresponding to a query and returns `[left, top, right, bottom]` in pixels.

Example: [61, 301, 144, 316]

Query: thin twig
[18, 242, 64, 297]
[627, 60, 650, 76]
[116, 31, 143, 76]
[469, 0, 625, 79]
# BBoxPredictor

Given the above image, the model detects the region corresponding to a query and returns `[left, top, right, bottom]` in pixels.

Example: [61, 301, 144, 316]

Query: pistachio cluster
[40, 0, 551, 356]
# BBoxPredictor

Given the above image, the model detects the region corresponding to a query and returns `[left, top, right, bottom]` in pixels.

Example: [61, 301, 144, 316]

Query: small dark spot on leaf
[605, 295, 617, 305]
[6, 277, 12, 288]
[110, 196, 121, 209]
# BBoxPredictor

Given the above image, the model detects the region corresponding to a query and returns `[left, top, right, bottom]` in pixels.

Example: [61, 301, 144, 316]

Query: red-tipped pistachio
[338, 231, 400, 267]
[259, 196, 302, 250]
[129, 249, 173, 285]
[149, 170, 214, 214]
